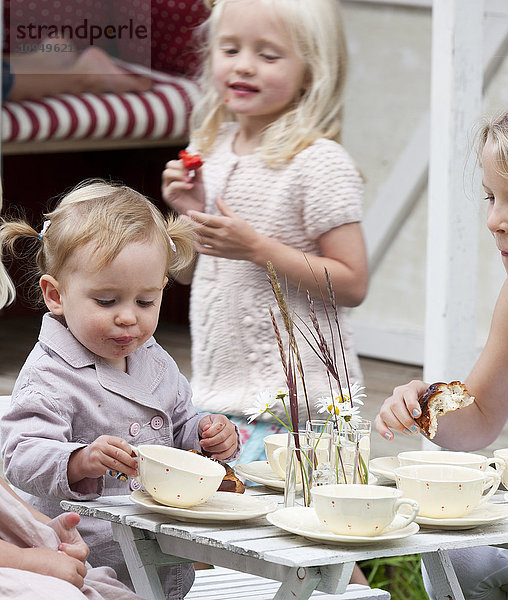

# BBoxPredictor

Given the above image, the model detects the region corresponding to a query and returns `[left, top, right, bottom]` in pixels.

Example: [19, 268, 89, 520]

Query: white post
[424, 0, 483, 383]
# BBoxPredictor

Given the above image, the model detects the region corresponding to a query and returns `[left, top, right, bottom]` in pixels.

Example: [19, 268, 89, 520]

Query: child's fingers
[374, 414, 395, 441]
[375, 383, 428, 440]
[202, 421, 226, 438]
[188, 210, 220, 228]
[105, 445, 138, 475]
[199, 414, 232, 439]
[55, 512, 81, 530]
[162, 167, 191, 185]
[393, 381, 427, 421]
[162, 162, 190, 189]
[198, 415, 239, 459]
[163, 159, 183, 172]
[92, 436, 138, 474]
[169, 180, 195, 193]
[205, 447, 236, 461]
[58, 541, 89, 563]
[377, 401, 418, 436]
[199, 435, 237, 460]
[199, 421, 237, 459]
[104, 457, 137, 477]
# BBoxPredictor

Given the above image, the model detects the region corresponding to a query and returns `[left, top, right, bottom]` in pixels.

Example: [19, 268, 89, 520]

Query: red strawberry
[179, 150, 203, 171]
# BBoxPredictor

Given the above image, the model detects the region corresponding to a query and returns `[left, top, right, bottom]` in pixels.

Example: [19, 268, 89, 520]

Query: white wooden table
[61, 488, 508, 600]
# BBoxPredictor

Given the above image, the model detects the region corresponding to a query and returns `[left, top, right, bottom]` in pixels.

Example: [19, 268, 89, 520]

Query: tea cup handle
[479, 472, 501, 505]
[394, 498, 419, 529]
[272, 447, 288, 480]
[106, 444, 139, 482]
[128, 445, 142, 485]
[129, 444, 139, 456]
[489, 457, 506, 472]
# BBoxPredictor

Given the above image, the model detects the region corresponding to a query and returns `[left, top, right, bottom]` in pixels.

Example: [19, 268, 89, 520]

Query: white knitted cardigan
[189, 124, 364, 422]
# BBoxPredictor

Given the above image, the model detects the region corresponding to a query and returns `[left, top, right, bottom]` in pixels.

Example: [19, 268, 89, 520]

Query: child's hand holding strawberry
[161, 150, 205, 215]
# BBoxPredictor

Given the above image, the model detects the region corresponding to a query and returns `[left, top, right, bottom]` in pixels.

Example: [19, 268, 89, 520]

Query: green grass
[359, 555, 429, 600]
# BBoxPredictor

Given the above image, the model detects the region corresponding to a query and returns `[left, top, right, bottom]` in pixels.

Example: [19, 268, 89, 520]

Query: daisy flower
[274, 388, 289, 401]
[244, 388, 290, 425]
[340, 382, 366, 406]
[244, 390, 276, 423]
[316, 394, 363, 428]
[339, 404, 363, 428]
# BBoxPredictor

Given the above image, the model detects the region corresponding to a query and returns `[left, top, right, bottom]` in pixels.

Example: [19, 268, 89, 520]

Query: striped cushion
[2, 63, 201, 144]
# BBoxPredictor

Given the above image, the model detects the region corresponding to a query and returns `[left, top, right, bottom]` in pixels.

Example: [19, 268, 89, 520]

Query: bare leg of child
[351, 563, 370, 586]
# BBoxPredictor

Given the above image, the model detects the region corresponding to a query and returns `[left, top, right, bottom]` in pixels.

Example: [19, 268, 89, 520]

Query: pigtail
[165, 214, 197, 276]
[0, 218, 40, 309]
[0, 250, 15, 309]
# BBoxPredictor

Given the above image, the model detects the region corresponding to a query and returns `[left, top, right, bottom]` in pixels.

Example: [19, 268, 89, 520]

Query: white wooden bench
[189, 566, 390, 600]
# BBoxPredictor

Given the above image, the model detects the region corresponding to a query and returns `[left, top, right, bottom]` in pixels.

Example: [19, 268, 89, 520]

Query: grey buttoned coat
[0, 313, 205, 599]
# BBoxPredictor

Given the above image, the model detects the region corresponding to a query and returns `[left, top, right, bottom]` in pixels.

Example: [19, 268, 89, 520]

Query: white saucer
[130, 489, 278, 522]
[267, 507, 419, 544]
[234, 461, 288, 490]
[369, 456, 399, 482]
[415, 502, 508, 530]
[235, 461, 377, 489]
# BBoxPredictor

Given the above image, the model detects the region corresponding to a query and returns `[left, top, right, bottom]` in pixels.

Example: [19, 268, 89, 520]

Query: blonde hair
[0, 180, 196, 308]
[194, 0, 348, 165]
[478, 110, 508, 177]
[0, 182, 15, 309]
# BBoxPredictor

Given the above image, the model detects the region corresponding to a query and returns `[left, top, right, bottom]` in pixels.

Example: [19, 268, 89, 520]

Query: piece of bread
[416, 381, 474, 439]
[188, 450, 245, 493]
[218, 463, 246, 494]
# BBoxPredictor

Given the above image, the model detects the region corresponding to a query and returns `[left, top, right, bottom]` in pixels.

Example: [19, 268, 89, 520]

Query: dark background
[0, 146, 191, 324]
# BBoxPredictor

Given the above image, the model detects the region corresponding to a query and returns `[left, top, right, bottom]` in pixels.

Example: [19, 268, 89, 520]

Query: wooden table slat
[61, 491, 508, 600]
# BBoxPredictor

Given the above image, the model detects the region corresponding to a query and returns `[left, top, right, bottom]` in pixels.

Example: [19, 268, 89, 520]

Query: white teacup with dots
[130, 445, 225, 508]
[311, 484, 419, 536]
[394, 464, 500, 519]
[398, 449, 505, 472]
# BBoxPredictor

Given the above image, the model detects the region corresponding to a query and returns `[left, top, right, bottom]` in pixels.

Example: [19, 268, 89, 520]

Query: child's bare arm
[376, 280, 508, 449]
[0, 542, 87, 588]
[263, 221, 368, 305]
[0, 478, 52, 524]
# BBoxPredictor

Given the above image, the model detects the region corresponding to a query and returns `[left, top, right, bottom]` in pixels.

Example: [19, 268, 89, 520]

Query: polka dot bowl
[311, 484, 419, 537]
[130, 445, 226, 508]
[394, 464, 500, 519]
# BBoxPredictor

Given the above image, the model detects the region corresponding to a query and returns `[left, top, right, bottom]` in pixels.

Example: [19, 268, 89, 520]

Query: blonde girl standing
[162, 0, 369, 464]
[0, 181, 239, 599]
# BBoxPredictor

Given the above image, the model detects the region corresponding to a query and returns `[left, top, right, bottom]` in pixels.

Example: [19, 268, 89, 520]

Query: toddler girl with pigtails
[0, 179, 239, 599]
